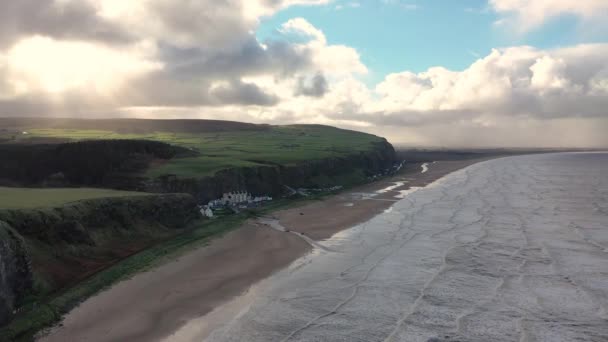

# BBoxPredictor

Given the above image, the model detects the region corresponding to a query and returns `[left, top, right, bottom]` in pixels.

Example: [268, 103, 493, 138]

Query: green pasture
[19, 125, 384, 178]
[0, 187, 152, 209]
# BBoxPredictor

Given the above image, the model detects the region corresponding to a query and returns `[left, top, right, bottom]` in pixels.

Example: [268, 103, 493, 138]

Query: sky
[1, 0, 608, 147]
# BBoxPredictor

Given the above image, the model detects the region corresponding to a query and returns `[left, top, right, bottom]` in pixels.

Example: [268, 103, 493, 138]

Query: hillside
[0, 118, 396, 201]
[1, 119, 387, 177]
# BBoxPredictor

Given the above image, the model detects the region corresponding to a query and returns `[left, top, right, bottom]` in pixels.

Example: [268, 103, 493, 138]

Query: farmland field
[12, 124, 384, 177]
[0, 187, 152, 209]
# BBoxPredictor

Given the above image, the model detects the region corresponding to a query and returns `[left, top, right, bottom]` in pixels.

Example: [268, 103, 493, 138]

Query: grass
[18, 125, 384, 178]
[0, 187, 152, 209]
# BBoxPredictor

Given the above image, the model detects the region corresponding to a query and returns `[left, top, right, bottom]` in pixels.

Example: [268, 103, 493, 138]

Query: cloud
[209, 80, 279, 106]
[335, 2, 361, 10]
[0, 0, 132, 47]
[0, 1, 336, 109]
[295, 73, 329, 97]
[5, 36, 160, 94]
[280, 18, 367, 76]
[362, 44, 608, 121]
[0, 1, 607, 147]
[381, 0, 419, 10]
[241, 43, 608, 147]
[490, 0, 608, 32]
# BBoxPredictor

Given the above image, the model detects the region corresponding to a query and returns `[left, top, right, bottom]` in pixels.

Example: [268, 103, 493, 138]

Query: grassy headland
[9, 124, 384, 177]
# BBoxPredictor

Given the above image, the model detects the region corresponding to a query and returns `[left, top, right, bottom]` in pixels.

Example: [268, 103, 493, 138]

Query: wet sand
[38, 158, 489, 342]
[275, 159, 487, 241]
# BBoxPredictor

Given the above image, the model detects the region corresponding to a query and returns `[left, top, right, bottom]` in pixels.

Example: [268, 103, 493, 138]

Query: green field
[18, 125, 384, 177]
[0, 187, 152, 209]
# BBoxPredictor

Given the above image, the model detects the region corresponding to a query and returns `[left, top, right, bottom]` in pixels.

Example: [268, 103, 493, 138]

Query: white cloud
[281, 18, 327, 45]
[0, 0, 607, 147]
[335, 2, 361, 10]
[280, 18, 367, 75]
[382, 0, 419, 10]
[5, 35, 160, 94]
[366, 44, 608, 119]
[490, 0, 608, 32]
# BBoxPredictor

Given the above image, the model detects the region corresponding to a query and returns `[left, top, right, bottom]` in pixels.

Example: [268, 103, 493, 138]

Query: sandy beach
[39, 158, 489, 342]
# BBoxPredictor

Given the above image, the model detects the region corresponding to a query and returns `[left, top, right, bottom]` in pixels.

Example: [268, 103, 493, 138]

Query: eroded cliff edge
[147, 139, 397, 202]
[0, 194, 197, 326]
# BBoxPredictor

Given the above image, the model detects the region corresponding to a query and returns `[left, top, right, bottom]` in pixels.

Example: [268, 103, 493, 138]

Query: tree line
[0, 140, 194, 187]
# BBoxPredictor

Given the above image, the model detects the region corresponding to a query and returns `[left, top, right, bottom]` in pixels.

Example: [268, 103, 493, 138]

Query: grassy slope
[0, 187, 152, 209]
[18, 125, 384, 178]
[0, 197, 314, 342]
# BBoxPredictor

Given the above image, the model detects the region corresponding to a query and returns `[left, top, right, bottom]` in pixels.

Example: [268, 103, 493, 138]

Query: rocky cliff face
[0, 222, 32, 326]
[0, 194, 197, 326]
[0, 194, 197, 246]
[147, 140, 396, 202]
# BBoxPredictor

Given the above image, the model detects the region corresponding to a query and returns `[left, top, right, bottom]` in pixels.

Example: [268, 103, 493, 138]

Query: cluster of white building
[214, 191, 273, 207]
[201, 191, 273, 218]
[221, 191, 250, 205]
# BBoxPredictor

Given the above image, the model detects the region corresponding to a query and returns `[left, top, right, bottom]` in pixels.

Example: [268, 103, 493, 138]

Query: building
[221, 191, 252, 206]
[204, 207, 213, 218]
[208, 191, 272, 209]
[199, 206, 214, 218]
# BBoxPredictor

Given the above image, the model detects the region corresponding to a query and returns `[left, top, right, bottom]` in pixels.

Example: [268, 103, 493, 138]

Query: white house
[204, 207, 213, 218]
[220, 191, 252, 205]
[200, 206, 214, 218]
[208, 191, 270, 208]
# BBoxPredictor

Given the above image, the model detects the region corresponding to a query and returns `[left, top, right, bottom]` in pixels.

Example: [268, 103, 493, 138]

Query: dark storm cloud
[160, 39, 313, 80]
[0, 0, 132, 47]
[114, 36, 314, 107]
[295, 73, 328, 97]
[115, 72, 279, 107]
[0, 0, 319, 109]
[209, 80, 279, 106]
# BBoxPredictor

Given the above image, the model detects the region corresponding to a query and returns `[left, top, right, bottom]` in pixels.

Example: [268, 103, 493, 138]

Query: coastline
[38, 158, 492, 342]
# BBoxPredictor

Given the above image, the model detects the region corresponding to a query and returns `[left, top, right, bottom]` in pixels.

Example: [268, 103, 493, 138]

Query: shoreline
[38, 158, 493, 342]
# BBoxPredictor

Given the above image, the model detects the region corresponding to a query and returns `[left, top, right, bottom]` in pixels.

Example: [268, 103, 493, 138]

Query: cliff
[0, 136, 396, 329]
[0, 193, 198, 325]
[0, 222, 32, 326]
[147, 139, 396, 202]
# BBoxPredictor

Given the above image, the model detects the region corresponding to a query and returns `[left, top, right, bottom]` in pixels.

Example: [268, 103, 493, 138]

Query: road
[196, 153, 608, 342]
